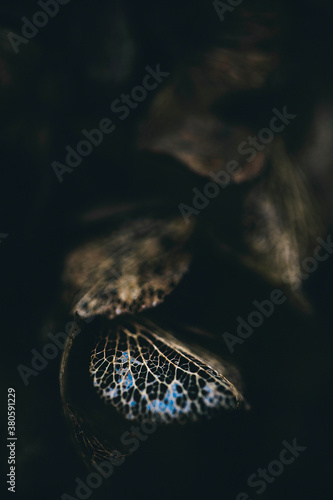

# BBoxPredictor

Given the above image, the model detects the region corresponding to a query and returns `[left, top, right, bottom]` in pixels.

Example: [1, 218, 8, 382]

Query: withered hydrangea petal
[62, 216, 194, 319]
[90, 317, 244, 424]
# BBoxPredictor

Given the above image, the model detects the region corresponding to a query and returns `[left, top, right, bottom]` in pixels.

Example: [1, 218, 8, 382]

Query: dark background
[1, 1, 333, 499]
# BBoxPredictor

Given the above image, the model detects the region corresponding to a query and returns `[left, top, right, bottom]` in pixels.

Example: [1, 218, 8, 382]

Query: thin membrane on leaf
[90, 317, 244, 424]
